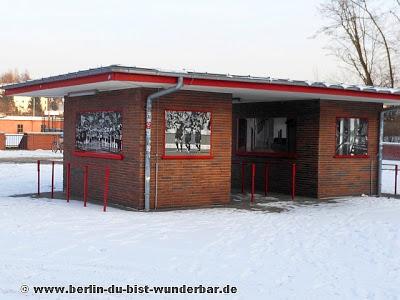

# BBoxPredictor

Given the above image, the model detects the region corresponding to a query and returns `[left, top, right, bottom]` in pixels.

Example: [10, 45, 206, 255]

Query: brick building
[0, 115, 63, 134]
[2, 65, 400, 209]
[0, 115, 63, 150]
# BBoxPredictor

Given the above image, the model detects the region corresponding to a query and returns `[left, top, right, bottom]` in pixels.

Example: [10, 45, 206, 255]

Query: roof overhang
[2, 65, 400, 104]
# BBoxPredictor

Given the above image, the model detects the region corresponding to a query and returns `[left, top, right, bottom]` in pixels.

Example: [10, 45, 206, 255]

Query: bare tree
[0, 69, 31, 115]
[390, 0, 400, 22]
[26, 97, 44, 117]
[0, 69, 30, 84]
[318, 0, 398, 87]
[357, 0, 395, 87]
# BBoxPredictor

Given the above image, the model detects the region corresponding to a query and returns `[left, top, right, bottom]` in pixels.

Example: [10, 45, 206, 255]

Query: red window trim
[162, 109, 213, 160]
[17, 124, 23, 133]
[75, 109, 124, 160]
[73, 151, 124, 160]
[335, 116, 369, 159]
[161, 155, 214, 160]
[333, 154, 370, 159]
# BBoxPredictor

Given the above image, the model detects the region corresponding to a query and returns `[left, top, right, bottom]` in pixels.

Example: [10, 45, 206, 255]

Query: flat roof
[2, 65, 400, 104]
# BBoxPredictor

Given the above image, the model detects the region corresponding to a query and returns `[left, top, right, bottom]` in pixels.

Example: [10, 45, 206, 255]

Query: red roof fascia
[115, 72, 400, 101]
[4, 71, 400, 101]
[4, 73, 115, 96]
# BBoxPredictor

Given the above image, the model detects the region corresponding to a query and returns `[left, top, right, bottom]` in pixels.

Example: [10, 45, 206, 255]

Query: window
[237, 117, 296, 154]
[17, 124, 23, 133]
[335, 118, 368, 156]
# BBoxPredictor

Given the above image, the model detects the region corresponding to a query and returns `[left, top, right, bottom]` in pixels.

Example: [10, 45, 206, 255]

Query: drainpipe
[144, 77, 184, 211]
[377, 110, 384, 197]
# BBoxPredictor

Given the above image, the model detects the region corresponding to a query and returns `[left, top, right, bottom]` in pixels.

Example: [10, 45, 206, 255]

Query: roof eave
[3, 65, 400, 104]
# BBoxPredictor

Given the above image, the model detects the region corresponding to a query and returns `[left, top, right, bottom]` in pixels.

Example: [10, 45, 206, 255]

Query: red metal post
[103, 168, 110, 212]
[83, 165, 88, 207]
[37, 160, 40, 196]
[291, 163, 296, 200]
[241, 161, 245, 194]
[251, 163, 255, 203]
[264, 163, 269, 196]
[395, 165, 398, 195]
[51, 161, 55, 199]
[66, 162, 71, 203]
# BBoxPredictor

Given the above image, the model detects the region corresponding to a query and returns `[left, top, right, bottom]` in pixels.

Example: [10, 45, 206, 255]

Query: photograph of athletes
[75, 111, 122, 154]
[165, 110, 211, 156]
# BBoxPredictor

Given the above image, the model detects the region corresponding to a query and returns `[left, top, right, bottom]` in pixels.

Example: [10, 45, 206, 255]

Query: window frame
[234, 116, 297, 158]
[334, 116, 369, 159]
[17, 124, 23, 133]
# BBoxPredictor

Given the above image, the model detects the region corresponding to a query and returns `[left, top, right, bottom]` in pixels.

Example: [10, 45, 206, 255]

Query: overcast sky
[0, 0, 341, 82]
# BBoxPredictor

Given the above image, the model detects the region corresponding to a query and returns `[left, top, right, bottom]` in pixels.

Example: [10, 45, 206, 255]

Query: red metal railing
[37, 160, 40, 196]
[51, 161, 55, 199]
[251, 163, 256, 203]
[232, 160, 296, 202]
[37, 160, 59, 199]
[66, 162, 71, 202]
[382, 163, 399, 195]
[103, 168, 110, 212]
[83, 165, 88, 207]
[291, 163, 296, 201]
[264, 163, 269, 196]
[36, 161, 111, 212]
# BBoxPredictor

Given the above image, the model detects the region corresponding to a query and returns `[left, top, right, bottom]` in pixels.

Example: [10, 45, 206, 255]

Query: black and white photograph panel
[165, 110, 211, 156]
[335, 117, 368, 156]
[76, 111, 122, 154]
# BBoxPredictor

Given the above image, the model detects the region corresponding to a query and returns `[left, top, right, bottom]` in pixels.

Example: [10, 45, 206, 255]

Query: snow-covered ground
[0, 156, 399, 299]
[0, 150, 63, 165]
[0, 150, 62, 159]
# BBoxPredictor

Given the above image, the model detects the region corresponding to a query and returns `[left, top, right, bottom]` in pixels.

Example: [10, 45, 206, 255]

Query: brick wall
[0, 119, 40, 133]
[0, 132, 5, 150]
[232, 101, 320, 197]
[25, 132, 62, 150]
[0, 119, 63, 133]
[318, 100, 382, 198]
[64, 88, 232, 209]
[64, 89, 144, 209]
[64, 90, 381, 207]
[145, 89, 232, 208]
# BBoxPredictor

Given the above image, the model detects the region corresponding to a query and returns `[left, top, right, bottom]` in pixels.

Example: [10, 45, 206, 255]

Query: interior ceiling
[10, 80, 400, 105]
